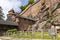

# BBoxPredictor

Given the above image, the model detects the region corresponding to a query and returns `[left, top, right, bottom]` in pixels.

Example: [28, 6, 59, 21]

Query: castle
[7, 0, 60, 32]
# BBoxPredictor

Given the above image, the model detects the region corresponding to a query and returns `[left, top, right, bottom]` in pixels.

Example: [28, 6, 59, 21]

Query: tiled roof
[0, 20, 18, 26]
[16, 15, 37, 22]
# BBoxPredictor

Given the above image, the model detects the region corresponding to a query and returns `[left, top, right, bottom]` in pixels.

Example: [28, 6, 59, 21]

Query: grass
[57, 33, 60, 40]
[7, 32, 60, 40]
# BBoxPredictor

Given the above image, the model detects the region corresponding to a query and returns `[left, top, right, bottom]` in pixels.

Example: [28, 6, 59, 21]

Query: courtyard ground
[0, 32, 60, 40]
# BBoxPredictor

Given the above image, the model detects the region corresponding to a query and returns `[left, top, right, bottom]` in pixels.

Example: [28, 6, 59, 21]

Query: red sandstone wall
[18, 0, 60, 31]
[20, 0, 42, 18]
[20, 0, 60, 18]
[18, 18, 34, 31]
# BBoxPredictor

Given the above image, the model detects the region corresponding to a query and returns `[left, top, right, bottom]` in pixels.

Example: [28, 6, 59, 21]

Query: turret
[7, 9, 16, 21]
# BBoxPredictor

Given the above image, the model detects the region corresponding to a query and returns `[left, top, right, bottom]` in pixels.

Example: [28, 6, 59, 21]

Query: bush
[6, 29, 17, 35]
[5, 29, 17, 36]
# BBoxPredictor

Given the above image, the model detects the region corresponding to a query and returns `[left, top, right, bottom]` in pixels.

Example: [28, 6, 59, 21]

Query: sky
[0, 0, 28, 20]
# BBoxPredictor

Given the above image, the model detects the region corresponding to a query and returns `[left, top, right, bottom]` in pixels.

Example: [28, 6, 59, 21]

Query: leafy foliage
[7, 29, 17, 33]
[20, 4, 28, 11]
[28, 0, 34, 4]
[0, 7, 4, 20]
[20, 0, 34, 11]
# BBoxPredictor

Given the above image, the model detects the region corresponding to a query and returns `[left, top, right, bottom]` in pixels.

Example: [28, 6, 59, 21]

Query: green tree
[20, 4, 28, 11]
[0, 7, 4, 20]
[28, 0, 34, 4]
[20, 0, 34, 11]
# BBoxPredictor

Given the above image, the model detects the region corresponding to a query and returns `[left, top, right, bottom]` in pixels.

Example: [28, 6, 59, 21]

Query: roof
[8, 9, 15, 13]
[16, 15, 37, 22]
[0, 20, 18, 26]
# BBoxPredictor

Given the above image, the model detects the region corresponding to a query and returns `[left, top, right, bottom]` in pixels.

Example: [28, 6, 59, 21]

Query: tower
[7, 9, 16, 22]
